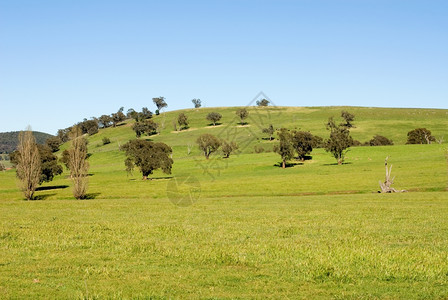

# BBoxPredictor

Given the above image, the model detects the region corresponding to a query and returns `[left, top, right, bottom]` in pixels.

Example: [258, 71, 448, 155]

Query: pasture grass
[1, 193, 448, 298]
[1, 106, 448, 298]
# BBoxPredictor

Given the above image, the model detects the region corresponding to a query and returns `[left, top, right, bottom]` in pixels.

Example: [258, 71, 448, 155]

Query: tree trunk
[282, 160, 286, 169]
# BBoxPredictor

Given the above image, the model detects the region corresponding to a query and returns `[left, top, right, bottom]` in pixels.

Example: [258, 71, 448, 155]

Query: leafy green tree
[292, 131, 314, 161]
[406, 128, 435, 144]
[153, 97, 167, 114]
[221, 140, 238, 158]
[141, 107, 153, 120]
[274, 128, 295, 169]
[45, 136, 63, 152]
[341, 110, 355, 128]
[36, 144, 63, 183]
[111, 107, 126, 127]
[57, 128, 71, 143]
[206, 112, 222, 126]
[325, 112, 354, 165]
[196, 134, 221, 159]
[192, 98, 201, 108]
[256, 99, 269, 106]
[99, 115, 113, 128]
[262, 124, 275, 140]
[132, 120, 158, 138]
[122, 139, 173, 180]
[177, 113, 189, 130]
[236, 108, 249, 125]
[79, 119, 99, 135]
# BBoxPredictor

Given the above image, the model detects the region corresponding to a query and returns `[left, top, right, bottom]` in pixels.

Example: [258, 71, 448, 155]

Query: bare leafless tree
[69, 126, 89, 199]
[16, 127, 41, 200]
[379, 157, 406, 193]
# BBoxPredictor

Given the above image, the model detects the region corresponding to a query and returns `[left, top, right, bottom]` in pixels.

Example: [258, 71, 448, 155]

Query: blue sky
[1, 0, 447, 134]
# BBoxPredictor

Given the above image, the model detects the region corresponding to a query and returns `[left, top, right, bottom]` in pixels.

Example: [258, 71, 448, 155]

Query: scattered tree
[141, 107, 153, 120]
[236, 108, 249, 125]
[132, 120, 158, 138]
[111, 107, 126, 127]
[45, 136, 63, 152]
[341, 110, 355, 128]
[57, 128, 71, 143]
[153, 97, 167, 114]
[192, 98, 201, 108]
[98, 115, 113, 128]
[325, 112, 354, 165]
[262, 124, 275, 140]
[122, 139, 173, 180]
[292, 131, 314, 161]
[206, 112, 222, 126]
[274, 128, 295, 169]
[177, 113, 189, 130]
[256, 99, 269, 106]
[221, 140, 238, 158]
[196, 134, 221, 159]
[79, 119, 99, 135]
[68, 127, 89, 199]
[14, 127, 41, 200]
[369, 135, 394, 146]
[406, 128, 435, 144]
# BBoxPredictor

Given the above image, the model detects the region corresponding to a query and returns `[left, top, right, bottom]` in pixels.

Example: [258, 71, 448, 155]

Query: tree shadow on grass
[82, 193, 101, 200]
[207, 122, 222, 127]
[273, 162, 303, 168]
[36, 185, 69, 191]
[128, 176, 174, 181]
[322, 162, 353, 166]
[33, 193, 56, 200]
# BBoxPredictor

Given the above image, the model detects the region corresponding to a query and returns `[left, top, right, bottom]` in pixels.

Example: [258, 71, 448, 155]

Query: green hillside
[84, 105, 448, 155]
[1, 106, 448, 298]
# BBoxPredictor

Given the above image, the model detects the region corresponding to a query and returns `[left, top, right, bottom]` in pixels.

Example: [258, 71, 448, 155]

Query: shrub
[102, 137, 111, 145]
[369, 135, 394, 146]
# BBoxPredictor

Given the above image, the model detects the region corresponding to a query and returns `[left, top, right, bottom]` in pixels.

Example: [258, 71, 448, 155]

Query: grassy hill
[0, 131, 54, 154]
[1, 106, 448, 298]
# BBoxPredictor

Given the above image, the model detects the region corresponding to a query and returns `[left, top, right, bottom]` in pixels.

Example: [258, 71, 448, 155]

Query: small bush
[102, 137, 111, 145]
[369, 135, 394, 146]
[254, 145, 265, 153]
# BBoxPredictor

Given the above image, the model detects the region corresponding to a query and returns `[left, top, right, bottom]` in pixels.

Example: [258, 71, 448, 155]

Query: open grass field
[1, 106, 448, 298]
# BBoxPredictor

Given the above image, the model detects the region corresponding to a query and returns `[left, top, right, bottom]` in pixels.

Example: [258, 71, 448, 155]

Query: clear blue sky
[1, 0, 447, 134]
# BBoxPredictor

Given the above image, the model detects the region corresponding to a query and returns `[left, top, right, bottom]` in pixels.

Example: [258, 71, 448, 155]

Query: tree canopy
[122, 139, 173, 180]
[206, 112, 222, 126]
[256, 99, 269, 106]
[406, 128, 435, 144]
[196, 134, 221, 159]
[274, 128, 295, 169]
[324, 112, 355, 165]
[192, 98, 201, 108]
[236, 108, 249, 125]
